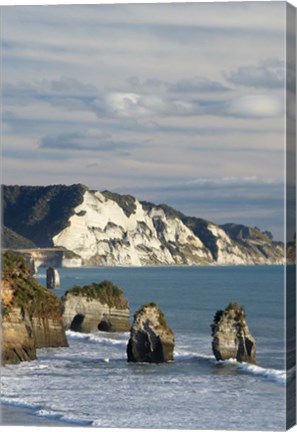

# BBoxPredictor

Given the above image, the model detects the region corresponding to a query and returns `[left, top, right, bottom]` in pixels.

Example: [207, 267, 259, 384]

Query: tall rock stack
[127, 303, 175, 363]
[211, 303, 256, 364]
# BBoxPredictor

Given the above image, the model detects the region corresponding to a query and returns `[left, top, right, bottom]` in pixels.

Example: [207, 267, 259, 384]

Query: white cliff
[3, 184, 285, 266]
[53, 191, 212, 266]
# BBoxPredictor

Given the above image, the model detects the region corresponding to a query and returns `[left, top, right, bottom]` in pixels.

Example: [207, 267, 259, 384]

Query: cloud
[220, 94, 284, 118]
[40, 130, 137, 154]
[226, 58, 285, 89]
[170, 77, 230, 93]
[126, 76, 230, 94]
[4, 73, 284, 123]
[3, 77, 99, 109]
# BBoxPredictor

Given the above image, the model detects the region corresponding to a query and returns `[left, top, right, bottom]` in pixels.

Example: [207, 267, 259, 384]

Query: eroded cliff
[2, 185, 284, 266]
[62, 280, 130, 332]
[1, 251, 68, 365]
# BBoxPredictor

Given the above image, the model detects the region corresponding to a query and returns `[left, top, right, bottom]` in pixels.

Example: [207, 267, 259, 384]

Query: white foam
[35, 409, 92, 426]
[238, 362, 286, 385]
[174, 350, 215, 363]
[1, 397, 42, 411]
[35, 274, 46, 279]
[66, 330, 129, 348]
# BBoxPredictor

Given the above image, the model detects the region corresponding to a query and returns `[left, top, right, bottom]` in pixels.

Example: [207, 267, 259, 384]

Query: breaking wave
[66, 329, 129, 348]
[238, 363, 286, 385]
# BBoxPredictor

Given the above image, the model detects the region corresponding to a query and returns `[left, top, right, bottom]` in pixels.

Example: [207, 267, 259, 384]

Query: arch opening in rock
[98, 320, 112, 332]
[70, 314, 85, 332]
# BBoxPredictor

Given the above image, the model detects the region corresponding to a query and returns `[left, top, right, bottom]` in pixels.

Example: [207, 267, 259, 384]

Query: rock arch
[70, 314, 85, 332]
[98, 320, 112, 331]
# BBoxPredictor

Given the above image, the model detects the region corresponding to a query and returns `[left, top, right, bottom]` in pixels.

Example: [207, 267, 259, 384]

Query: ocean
[1, 265, 287, 430]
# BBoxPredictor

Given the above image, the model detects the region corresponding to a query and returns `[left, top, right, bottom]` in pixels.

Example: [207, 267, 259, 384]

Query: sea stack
[2, 251, 68, 365]
[211, 302, 256, 364]
[62, 280, 130, 332]
[127, 302, 175, 363]
[46, 267, 60, 289]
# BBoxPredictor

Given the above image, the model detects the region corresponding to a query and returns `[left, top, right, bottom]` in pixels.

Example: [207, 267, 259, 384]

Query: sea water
[1, 266, 288, 430]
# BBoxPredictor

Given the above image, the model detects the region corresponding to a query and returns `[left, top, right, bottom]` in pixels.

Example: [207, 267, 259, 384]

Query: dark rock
[46, 267, 60, 289]
[127, 302, 175, 363]
[211, 302, 256, 364]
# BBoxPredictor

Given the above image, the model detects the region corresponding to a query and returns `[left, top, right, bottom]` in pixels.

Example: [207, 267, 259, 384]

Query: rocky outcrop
[2, 281, 37, 364]
[127, 303, 175, 363]
[2, 184, 284, 266]
[211, 303, 256, 364]
[46, 267, 60, 289]
[62, 280, 130, 332]
[287, 234, 296, 264]
[1, 251, 68, 365]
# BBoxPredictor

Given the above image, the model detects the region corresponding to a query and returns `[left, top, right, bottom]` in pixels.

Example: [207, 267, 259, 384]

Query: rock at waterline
[2, 251, 68, 365]
[46, 267, 60, 289]
[62, 280, 130, 333]
[211, 302, 256, 364]
[127, 302, 175, 363]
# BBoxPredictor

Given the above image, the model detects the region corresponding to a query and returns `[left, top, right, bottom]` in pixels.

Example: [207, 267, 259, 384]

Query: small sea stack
[211, 302, 256, 364]
[46, 267, 60, 289]
[127, 302, 175, 363]
[62, 280, 130, 333]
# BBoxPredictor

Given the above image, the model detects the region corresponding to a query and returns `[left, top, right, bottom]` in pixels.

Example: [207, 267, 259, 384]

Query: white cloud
[226, 58, 285, 88]
[2, 2, 287, 239]
[223, 94, 284, 118]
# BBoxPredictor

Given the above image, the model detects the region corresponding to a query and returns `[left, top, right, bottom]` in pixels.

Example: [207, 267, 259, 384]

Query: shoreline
[1, 403, 72, 427]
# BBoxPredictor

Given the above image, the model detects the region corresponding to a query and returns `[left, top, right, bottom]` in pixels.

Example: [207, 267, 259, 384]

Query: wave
[237, 363, 286, 385]
[1, 397, 43, 411]
[174, 350, 215, 363]
[35, 409, 92, 426]
[1, 397, 92, 427]
[62, 332, 287, 386]
[66, 330, 129, 348]
[174, 350, 286, 385]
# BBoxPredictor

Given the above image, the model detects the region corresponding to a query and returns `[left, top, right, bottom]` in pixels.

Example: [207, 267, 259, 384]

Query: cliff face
[2, 184, 284, 266]
[2, 280, 37, 364]
[127, 302, 175, 363]
[211, 303, 256, 364]
[1, 251, 68, 365]
[62, 280, 130, 332]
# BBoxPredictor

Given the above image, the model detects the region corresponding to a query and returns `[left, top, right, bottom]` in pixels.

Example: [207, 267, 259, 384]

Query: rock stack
[127, 302, 175, 363]
[211, 302, 256, 364]
[62, 280, 130, 333]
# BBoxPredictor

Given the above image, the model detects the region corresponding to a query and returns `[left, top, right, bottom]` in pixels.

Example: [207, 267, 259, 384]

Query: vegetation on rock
[2, 225, 36, 249]
[2, 184, 87, 247]
[64, 280, 129, 309]
[2, 250, 63, 319]
[102, 190, 137, 217]
[2, 251, 68, 364]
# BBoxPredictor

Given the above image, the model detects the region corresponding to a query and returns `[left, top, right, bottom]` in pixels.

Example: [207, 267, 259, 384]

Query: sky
[1, 2, 291, 240]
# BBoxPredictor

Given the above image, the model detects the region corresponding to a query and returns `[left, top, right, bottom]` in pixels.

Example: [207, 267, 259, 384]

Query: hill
[2, 184, 284, 266]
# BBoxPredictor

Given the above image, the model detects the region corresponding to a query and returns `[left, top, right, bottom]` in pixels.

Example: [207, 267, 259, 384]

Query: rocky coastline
[1, 251, 68, 365]
[3, 184, 285, 267]
[2, 251, 257, 368]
